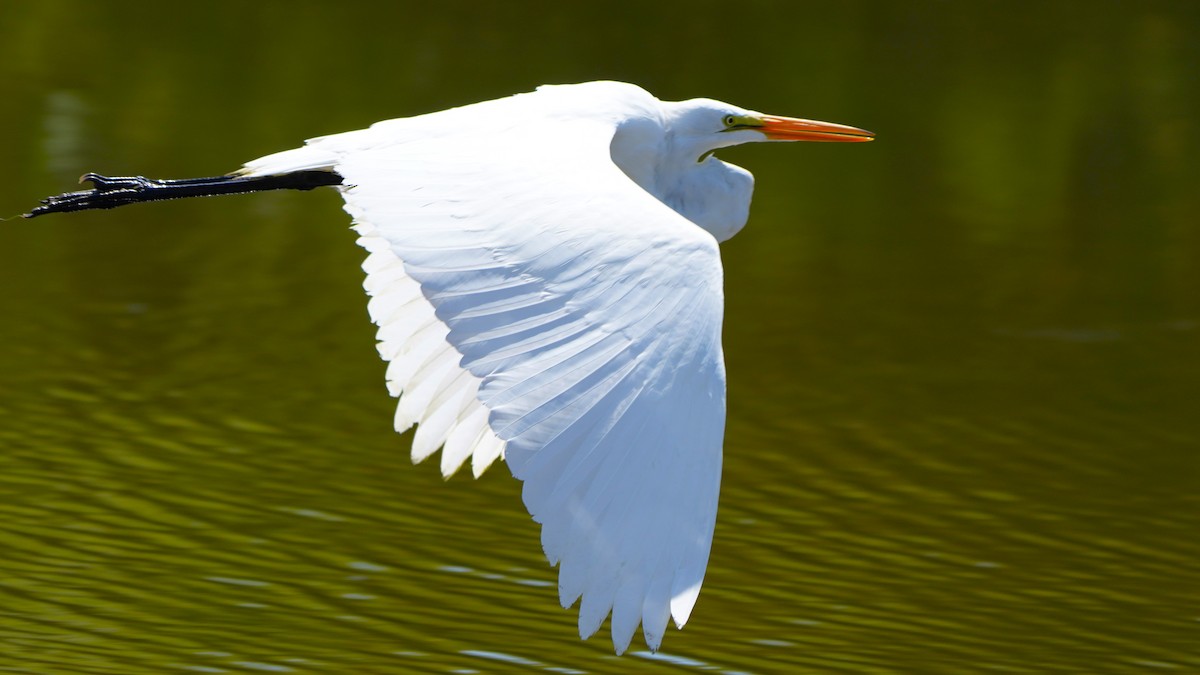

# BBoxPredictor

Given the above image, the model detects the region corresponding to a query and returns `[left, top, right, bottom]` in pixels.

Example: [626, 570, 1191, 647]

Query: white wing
[244, 99, 726, 653]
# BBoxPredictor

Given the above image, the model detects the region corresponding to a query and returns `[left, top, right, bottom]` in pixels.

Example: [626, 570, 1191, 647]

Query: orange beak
[758, 115, 875, 142]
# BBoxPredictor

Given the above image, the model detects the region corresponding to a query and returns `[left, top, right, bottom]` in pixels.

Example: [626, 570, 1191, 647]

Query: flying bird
[26, 81, 873, 653]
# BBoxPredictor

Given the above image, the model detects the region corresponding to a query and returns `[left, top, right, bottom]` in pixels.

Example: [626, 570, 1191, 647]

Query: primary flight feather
[26, 80, 873, 653]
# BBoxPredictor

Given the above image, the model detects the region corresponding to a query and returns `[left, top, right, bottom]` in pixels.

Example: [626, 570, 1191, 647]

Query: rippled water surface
[2, 2, 1198, 673]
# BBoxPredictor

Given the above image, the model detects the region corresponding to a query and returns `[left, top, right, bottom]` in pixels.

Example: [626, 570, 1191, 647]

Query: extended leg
[24, 170, 343, 218]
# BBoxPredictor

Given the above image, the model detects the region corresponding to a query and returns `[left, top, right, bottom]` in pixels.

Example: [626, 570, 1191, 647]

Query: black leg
[25, 170, 344, 218]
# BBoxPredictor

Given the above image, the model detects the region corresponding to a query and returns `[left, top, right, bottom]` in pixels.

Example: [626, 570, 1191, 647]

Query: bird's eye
[723, 115, 738, 127]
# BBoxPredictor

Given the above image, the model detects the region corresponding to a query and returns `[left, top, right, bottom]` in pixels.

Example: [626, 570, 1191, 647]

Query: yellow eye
[723, 115, 738, 126]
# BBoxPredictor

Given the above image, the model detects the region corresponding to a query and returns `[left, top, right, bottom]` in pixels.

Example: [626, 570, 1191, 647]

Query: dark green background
[1, 2, 1197, 672]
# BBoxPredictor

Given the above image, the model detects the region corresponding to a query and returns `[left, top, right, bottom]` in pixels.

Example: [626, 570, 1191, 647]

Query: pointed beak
[758, 115, 875, 142]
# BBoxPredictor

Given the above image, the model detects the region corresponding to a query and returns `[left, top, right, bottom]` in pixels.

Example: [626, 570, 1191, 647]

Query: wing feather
[242, 92, 726, 653]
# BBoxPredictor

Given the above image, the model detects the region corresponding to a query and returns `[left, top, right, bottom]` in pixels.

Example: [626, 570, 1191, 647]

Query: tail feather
[237, 144, 342, 178]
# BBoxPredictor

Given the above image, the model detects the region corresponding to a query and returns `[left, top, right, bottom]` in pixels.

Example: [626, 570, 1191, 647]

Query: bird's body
[26, 81, 873, 653]
[246, 82, 758, 240]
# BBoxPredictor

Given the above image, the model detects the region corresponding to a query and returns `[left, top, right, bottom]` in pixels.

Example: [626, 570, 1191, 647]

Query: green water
[1, 2, 1197, 673]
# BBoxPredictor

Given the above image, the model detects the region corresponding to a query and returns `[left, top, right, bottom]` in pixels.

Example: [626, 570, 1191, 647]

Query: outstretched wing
[246, 105, 726, 653]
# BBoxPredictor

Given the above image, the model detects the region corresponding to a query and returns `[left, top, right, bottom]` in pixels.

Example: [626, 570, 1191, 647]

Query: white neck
[609, 114, 755, 243]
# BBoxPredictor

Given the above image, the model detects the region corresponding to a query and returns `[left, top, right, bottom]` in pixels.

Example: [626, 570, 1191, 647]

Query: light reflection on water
[1, 2, 1198, 673]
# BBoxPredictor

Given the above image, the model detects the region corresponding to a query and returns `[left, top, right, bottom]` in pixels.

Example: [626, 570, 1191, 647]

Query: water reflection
[1, 1, 1197, 673]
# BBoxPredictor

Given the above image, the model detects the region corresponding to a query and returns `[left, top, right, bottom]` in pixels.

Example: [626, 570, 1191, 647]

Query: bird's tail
[24, 170, 343, 218]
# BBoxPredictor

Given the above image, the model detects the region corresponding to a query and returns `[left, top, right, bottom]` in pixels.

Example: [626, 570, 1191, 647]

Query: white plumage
[239, 81, 873, 653]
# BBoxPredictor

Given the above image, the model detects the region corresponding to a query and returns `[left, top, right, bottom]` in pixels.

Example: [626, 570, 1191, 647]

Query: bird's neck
[657, 157, 752, 243]
[610, 117, 752, 243]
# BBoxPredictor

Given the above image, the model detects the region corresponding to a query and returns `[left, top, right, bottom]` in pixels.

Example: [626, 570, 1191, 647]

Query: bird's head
[667, 98, 874, 163]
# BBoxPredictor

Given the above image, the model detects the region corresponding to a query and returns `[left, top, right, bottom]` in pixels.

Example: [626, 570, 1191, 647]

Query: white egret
[27, 81, 873, 653]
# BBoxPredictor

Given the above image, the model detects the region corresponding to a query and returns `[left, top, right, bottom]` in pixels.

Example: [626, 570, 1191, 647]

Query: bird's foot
[25, 173, 162, 218]
[79, 173, 156, 191]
